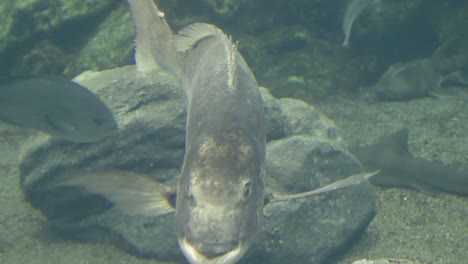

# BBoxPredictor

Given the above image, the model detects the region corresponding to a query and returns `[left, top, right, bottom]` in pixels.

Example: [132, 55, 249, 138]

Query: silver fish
[59, 0, 380, 263]
[172, 25, 265, 264]
[131, 1, 266, 262]
[0, 75, 117, 142]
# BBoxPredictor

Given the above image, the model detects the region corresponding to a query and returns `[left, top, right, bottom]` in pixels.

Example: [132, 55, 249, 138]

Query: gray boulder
[19, 65, 375, 263]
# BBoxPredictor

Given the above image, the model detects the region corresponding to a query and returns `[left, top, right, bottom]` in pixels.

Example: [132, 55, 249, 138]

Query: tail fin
[126, 0, 176, 73]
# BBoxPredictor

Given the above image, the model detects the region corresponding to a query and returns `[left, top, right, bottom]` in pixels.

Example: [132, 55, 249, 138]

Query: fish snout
[190, 240, 238, 258]
[180, 237, 246, 264]
[176, 204, 255, 264]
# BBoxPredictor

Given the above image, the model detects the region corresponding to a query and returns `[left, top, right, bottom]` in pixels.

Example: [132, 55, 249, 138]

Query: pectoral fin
[59, 170, 175, 217]
[265, 170, 379, 205]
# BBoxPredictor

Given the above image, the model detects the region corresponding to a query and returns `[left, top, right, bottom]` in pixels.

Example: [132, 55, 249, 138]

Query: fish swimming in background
[342, 0, 381, 47]
[350, 128, 468, 196]
[371, 39, 468, 101]
[59, 0, 379, 264]
[0, 75, 117, 142]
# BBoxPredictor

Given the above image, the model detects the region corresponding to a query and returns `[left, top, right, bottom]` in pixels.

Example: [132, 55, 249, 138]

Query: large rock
[19, 65, 375, 263]
[0, 0, 118, 75]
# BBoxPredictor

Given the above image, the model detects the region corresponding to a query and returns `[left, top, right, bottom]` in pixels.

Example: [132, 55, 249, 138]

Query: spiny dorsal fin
[226, 38, 238, 89]
[174, 22, 239, 89]
[174, 23, 224, 52]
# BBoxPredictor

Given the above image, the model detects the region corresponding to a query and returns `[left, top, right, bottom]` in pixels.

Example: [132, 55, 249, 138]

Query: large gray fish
[128, 0, 266, 262]
[371, 39, 468, 101]
[0, 75, 117, 142]
[60, 0, 379, 263]
[173, 25, 266, 264]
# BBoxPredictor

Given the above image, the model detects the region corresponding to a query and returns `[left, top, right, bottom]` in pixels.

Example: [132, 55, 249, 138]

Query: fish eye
[243, 182, 252, 199]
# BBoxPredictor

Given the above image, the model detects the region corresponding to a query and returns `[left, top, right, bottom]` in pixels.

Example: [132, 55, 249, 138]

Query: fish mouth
[179, 237, 245, 264]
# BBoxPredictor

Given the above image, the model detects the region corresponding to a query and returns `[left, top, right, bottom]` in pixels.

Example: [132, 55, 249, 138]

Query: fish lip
[179, 237, 245, 264]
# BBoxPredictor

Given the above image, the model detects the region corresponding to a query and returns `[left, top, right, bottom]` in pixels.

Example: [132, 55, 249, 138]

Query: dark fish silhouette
[372, 39, 468, 101]
[350, 128, 468, 195]
[0, 75, 117, 142]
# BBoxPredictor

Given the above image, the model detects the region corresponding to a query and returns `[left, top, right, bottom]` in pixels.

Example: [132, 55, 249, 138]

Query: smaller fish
[342, 0, 381, 47]
[350, 128, 468, 196]
[371, 39, 468, 101]
[0, 75, 117, 142]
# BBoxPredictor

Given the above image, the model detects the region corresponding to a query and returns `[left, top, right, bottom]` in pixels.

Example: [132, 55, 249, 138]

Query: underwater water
[0, 0, 467, 264]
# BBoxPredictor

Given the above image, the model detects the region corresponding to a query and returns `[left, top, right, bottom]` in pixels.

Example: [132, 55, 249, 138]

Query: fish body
[174, 24, 265, 264]
[350, 129, 468, 195]
[342, 0, 381, 47]
[0, 75, 117, 142]
[127, 1, 265, 263]
[372, 39, 468, 101]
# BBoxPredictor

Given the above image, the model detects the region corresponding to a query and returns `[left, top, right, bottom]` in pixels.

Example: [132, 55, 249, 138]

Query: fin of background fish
[127, 0, 165, 72]
[59, 170, 175, 216]
[342, 0, 381, 47]
[266, 170, 379, 204]
[432, 38, 468, 89]
[429, 90, 468, 101]
[431, 38, 468, 75]
[0, 75, 117, 142]
[127, 0, 182, 77]
[350, 129, 468, 196]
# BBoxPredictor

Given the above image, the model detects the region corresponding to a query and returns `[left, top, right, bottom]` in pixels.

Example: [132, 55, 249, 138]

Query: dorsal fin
[174, 23, 221, 52]
[174, 23, 238, 89]
[226, 38, 238, 89]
